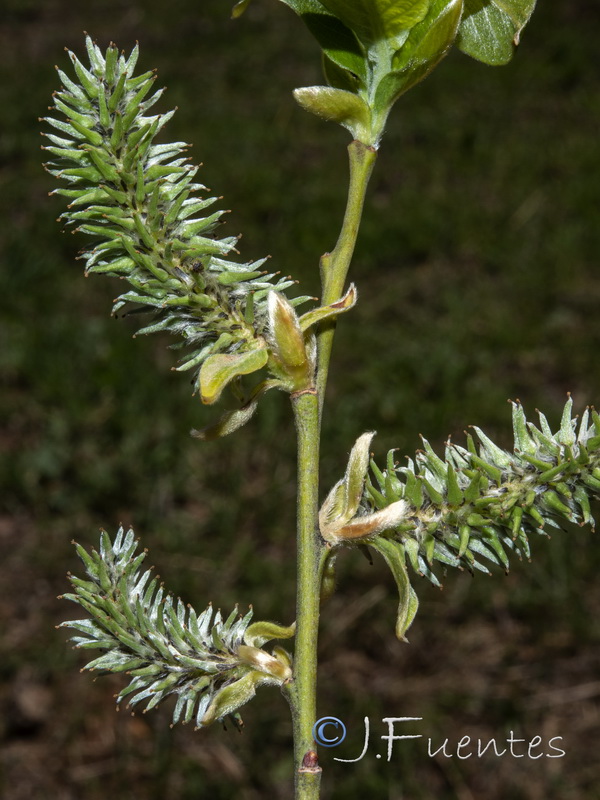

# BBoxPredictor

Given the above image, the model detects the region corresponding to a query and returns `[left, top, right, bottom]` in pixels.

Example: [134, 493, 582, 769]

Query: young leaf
[293, 86, 371, 139]
[300, 4, 368, 79]
[375, 0, 463, 109]
[191, 379, 283, 440]
[319, 0, 431, 47]
[456, 0, 537, 66]
[298, 283, 357, 332]
[199, 347, 268, 405]
[244, 621, 296, 648]
[369, 537, 419, 641]
[267, 292, 315, 391]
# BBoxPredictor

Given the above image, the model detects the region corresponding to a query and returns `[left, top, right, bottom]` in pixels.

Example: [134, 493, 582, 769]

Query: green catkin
[44, 36, 308, 394]
[360, 399, 599, 587]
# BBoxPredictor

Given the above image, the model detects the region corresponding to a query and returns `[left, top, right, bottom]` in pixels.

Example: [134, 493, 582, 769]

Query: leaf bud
[267, 291, 315, 392]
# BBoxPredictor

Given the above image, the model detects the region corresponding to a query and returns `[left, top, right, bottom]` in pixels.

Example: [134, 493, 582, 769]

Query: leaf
[293, 87, 371, 138]
[298, 283, 357, 332]
[319, 432, 374, 539]
[375, 0, 463, 109]
[231, 0, 253, 17]
[370, 537, 419, 641]
[322, 53, 361, 92]
[319, 0, 431, 46]
[244, 620, 296, 648]
[343, 432, 376, 521]
[277, 0, 368, 78]
[268, 292, 308, 369]
[319, 479, 347, 532]
[191, 380, 283, 440]
[456, 0, 537, 66]
[198, 347, 268, 405]
[201, 672, 265, 727]
[192, 398, 260, 440]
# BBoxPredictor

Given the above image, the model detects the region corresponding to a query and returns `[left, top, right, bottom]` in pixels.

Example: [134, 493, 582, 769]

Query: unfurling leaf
[319, 431, 375, 538]
[201, 672, 264, 727]
[192, 397, 261, 440]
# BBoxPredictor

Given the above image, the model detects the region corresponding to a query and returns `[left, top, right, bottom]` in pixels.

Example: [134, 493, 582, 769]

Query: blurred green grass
[1, 1, 599, 798]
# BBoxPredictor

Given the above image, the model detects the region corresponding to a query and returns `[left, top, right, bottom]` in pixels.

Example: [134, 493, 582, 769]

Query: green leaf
[375, 0, 462, 109]
[201, 672, 264, 727]
[198, 347, 268, 405]
[244, 620, 296, 648]
[322, 53, 361, 92]
[456, 0, 537, 66]
[298, 283, 358, 332]
[319, 478, 347, 531]
[277, 0, 368, 78]
[268, 292, 308, 370]
[191, 380, 282, 440]
[370, 537, 419, 641]
[319, 0, 431, 46]
[231, 0, 253, 17]
[305, 9, 368, 78]
[319, 433, 375, 539]
[344, 432, 376, 520]
[294, 86, 371, 138]
[192, 398, 260, 440]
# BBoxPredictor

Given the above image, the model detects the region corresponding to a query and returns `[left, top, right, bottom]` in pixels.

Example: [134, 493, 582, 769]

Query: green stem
[286, 139, 376, 800]
[289, 388, 325, 800]
[316, 139, 378, 411]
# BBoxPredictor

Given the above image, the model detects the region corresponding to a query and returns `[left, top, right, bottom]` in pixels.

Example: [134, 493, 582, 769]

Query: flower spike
[321, 399, 600, 640]
[44, 36, 310, 406]
[59, 527, 294, 728]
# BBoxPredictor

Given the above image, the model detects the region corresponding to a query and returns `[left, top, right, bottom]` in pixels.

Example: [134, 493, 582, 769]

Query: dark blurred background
[1, 1, 599, 798]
